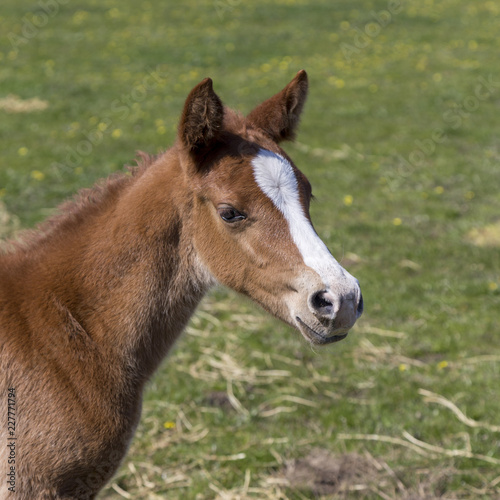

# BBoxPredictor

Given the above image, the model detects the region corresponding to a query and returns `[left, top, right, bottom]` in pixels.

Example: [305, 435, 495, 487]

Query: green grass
[1, 0, 500, 498]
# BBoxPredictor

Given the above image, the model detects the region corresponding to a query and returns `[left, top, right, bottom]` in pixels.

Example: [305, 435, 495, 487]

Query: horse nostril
[310, 290, 334, 314]
[357, 293, 364, 317]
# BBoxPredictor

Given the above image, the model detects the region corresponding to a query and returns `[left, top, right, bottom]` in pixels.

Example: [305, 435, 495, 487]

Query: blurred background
[1, 0, 499, 498]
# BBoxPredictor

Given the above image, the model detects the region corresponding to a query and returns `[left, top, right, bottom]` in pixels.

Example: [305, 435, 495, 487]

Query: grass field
[1, 0, 500, 498]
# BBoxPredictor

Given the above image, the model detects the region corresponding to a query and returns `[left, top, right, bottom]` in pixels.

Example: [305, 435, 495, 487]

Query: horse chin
[295, 316, 349, 345]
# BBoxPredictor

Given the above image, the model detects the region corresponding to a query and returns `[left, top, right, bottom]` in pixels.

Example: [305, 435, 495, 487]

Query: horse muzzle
[294, 286, 363, 345]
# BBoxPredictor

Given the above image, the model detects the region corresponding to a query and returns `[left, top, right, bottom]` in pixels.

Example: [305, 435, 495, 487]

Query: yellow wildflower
[31, 170, 45, 181]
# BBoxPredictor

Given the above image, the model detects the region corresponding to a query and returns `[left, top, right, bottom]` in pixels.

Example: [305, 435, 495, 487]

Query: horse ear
[178, 78, 224, 151]
[247, 70, 308, 143]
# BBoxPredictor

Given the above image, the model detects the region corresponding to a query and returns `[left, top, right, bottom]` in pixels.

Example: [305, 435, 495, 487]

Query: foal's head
[177, 70, 363, 345]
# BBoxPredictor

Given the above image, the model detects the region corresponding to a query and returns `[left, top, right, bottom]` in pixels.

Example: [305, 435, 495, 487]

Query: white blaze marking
[251, 149, 346, 286]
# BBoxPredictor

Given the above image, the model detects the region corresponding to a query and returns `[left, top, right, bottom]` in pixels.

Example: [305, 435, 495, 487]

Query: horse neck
[24, 150, 212, 385]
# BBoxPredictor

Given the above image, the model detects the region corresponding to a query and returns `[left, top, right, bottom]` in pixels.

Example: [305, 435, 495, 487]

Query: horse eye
[218, 206, 246, 223]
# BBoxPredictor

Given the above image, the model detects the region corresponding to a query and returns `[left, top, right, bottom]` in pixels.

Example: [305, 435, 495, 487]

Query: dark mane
[11, 151, 158, 252]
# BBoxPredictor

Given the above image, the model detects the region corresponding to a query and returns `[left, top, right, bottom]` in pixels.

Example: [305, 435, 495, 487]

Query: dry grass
[0, 94, 49, 113]
[466, 223, 500, 248]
